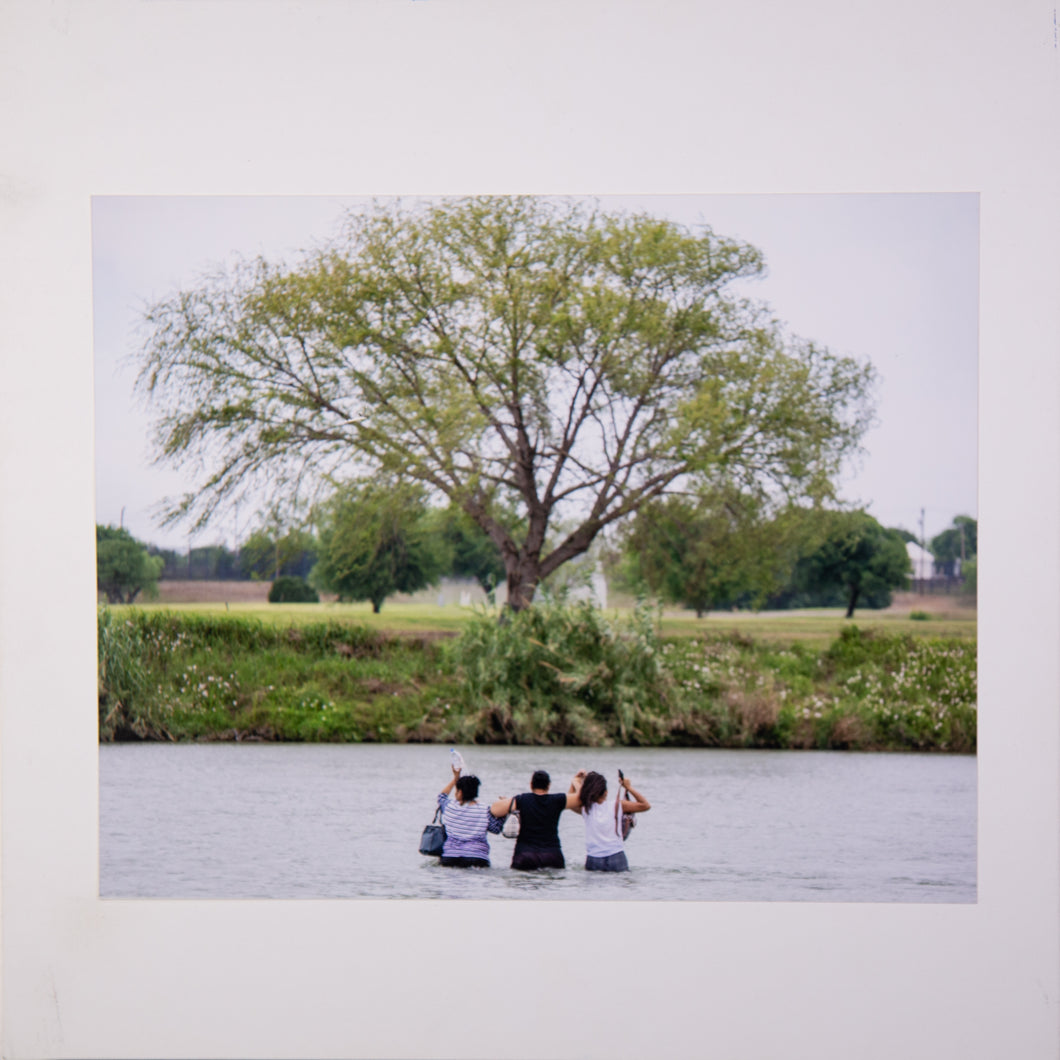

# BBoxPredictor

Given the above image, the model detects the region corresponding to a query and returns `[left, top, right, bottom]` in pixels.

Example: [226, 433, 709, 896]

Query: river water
[99, 743, 976, 902]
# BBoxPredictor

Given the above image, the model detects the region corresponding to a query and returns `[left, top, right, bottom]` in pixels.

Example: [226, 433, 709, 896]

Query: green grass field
[126, 599, 976, 644]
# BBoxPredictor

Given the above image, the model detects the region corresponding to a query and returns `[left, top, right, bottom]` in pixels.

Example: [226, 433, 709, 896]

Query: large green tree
[96, 525, 165, 604]
[790, 510, 911, 618]
[311, 481, 445, 612]
[139, 196, 875, 611]
[621, 491, 807, 616]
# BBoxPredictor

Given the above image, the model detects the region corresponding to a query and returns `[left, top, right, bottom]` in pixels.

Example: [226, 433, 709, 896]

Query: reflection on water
[99, 743, 976, 902]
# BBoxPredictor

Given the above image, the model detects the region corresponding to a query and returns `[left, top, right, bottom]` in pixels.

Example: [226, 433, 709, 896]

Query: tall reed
[97, 607, 172, 740]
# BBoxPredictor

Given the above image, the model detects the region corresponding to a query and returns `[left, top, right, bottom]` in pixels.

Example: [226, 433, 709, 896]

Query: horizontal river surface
[100, 743, 976, 902]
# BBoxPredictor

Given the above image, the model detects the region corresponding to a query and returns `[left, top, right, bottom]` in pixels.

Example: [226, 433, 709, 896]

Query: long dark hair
[579, 771, 607, 808]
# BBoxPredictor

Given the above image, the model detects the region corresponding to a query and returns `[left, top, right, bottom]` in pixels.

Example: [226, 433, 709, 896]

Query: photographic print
[94, 192, 978, 903]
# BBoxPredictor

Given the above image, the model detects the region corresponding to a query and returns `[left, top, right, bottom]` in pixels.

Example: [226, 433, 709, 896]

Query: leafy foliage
[97, 609, 975, 752]
[660, 625, 976, 752]
[268, 575, 320, 603]
[97, 607, 171, 740]
[97, 609, 449, 743]
[96, 525, 165, 604]
[311, 480, 445, 612]
[449, 601, 673, 745]
[138, 196, 875, 610]
[776, 510, 910, 616]
[620, 490, 809, 615]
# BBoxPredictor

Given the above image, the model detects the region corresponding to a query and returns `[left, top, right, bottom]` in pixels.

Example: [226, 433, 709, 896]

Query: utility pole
[919, 507, 926, 594]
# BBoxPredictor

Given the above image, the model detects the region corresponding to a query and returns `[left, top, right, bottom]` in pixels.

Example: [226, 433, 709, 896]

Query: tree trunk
[845, 585, 860, 618]
[505, 561, 540, 613]
[371, 597, 383, 614]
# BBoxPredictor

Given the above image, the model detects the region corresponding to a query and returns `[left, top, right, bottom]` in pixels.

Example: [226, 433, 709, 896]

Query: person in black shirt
[490, 769, 584, 870]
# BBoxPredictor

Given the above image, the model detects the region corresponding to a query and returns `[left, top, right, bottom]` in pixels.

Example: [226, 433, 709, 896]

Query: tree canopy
[139, 196, 875, 610]
[96, 525, 165, 604]
[310, 480, 445, 612]
[785, 510, 911, 617]
[620, 490, 808, 616]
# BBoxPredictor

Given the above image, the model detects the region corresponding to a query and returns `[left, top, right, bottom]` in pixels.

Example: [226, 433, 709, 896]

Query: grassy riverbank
[98, 606, 976, 752]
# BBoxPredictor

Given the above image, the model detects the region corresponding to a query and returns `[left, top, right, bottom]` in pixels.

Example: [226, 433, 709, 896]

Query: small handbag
[501, 797, 520, 839]
[616, 772, 636, 840]
[419, 805, 446, 856]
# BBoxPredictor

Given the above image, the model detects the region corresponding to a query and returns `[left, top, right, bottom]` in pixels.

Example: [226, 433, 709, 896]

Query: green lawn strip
[654, 610, 976, 643]
[125, 600, 472, 633]
[120, 600, 976, 643]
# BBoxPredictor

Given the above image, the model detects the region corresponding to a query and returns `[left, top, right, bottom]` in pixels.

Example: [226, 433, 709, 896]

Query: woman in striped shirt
[437, 765, 504, 868]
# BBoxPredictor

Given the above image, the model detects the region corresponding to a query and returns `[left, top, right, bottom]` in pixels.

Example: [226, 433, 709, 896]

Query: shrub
[450, 601, 673, 745]
[268, 576, 320, 603]
[909, 610, 930, 621]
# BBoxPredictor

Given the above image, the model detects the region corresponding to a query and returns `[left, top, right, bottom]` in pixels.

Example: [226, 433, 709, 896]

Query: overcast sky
[92, 193, 978, 551]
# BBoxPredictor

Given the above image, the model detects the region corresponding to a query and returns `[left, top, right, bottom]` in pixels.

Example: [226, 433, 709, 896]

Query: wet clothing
[511, 847, 566, 871]
[437, 792, 503, 864]
[510, 791, 568, 870]
[585, 850, 629, 872]
[582, 796, 625, 859]
[440, 855, 490, 869]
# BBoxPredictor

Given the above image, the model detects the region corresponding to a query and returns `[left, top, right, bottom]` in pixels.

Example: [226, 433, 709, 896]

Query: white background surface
[1, 2, 1058, 1058]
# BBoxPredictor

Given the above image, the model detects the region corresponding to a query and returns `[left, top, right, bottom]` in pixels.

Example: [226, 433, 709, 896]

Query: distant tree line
[96, 490, 507, 612]
[613, 501, 914, 618]
[614, 506, 977, 617]
[98, 499, 975, 617]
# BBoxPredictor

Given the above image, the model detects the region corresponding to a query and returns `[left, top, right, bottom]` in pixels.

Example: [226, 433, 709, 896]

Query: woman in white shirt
[573, 770, 650, 872]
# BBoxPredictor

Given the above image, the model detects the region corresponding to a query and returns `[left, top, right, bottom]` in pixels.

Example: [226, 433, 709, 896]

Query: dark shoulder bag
[419, 805, 446, 856]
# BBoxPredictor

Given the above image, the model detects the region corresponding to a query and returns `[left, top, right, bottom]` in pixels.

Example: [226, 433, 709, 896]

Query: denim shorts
[585, 850, 629, 872]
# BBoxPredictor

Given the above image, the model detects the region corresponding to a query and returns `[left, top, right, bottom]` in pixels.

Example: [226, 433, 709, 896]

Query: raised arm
[441, 765, 460, 797]
[619, 776, 651, 814]
[490, 795, 516, 817]
[566, 770, 587, 811]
